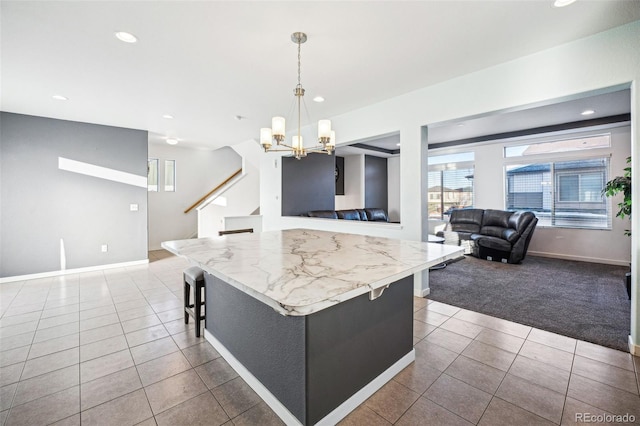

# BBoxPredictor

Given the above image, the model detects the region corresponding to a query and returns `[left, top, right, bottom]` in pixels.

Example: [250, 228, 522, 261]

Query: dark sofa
[437, 208, 538, 264]
[306, 208, 389, 222]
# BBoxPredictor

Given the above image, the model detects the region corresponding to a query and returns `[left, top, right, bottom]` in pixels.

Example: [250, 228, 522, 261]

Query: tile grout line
[403, 311, 483, 424]
[415, 302, 566, 425]
[118, 271, 157, 423]
[558, 350, 578, 426]
[131, 261, 204, 422]
[8, 280, 51, 417]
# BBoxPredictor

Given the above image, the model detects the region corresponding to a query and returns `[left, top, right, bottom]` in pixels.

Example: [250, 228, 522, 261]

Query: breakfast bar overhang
[162, 229, 463, 425]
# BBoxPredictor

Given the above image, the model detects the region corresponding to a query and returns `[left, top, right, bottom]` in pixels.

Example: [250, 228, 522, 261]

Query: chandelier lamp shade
[260, 32, 335, 160]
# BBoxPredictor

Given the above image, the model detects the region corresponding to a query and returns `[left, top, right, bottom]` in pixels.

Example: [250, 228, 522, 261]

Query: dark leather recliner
[438, 208, 537, 264]
[306, 208, 389, 222]
[336, 209, 368, 221]
[307, 210, 338, 219]
[364, 208, 389, 222]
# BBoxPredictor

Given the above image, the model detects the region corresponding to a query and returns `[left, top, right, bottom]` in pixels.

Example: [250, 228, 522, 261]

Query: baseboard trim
[0, 259, 149, 284]
[629, 335, 640, 356]
[204, 329, 415, 426]
[414, 288, 430, 297]
[204, 329, 301, 425]
[528, 251, 630, 267]
[316, 350, 415, 426]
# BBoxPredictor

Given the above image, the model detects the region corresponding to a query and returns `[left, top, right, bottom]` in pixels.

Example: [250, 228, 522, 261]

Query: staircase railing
[184, 168, 242, 214]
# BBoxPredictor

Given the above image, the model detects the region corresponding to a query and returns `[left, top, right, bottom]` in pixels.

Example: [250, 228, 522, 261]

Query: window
[557, 171, 604, 202]
[164, 160, 176, 192]
[504, 133, 612, 229]
[147, 158, 158, 192]
[505, 158, 610, 229]
[504, 134, 610, 157]
[428, 152, 474, 219]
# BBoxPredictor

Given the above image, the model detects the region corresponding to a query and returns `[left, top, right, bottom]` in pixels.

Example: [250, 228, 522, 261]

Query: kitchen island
[162, 229, 463, 425]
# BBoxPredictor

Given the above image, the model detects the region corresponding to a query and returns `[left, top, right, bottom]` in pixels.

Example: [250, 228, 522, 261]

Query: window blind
[506, 157, 610, 229]
[428, 167, 474, 219]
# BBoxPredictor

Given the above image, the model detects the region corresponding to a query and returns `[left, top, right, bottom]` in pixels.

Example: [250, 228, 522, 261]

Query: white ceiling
[336, 88, 631, 156]
[427, 88, 632, 145]
[2, 1, 639, 150]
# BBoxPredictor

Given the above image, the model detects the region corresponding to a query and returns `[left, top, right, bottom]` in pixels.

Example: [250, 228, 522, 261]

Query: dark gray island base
[162, 229, 464, 424]
[205, 273, 414, 425]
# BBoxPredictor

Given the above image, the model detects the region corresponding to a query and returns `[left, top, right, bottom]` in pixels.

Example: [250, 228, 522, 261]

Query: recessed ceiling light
[162, 114, 174, 119]
[553, 0, 577, 7]
[396, 143, 401, 147]
[581, 109, 595, 116]
[52, 95, 68, 101]
[166, 138, 178, 145]
[115, 31, 138, 43]
[456, 123, 465, 127]
[313, 96, 325, 103]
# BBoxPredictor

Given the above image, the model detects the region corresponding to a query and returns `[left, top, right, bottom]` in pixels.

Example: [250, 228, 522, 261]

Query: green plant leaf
[602, 156, 631, 236]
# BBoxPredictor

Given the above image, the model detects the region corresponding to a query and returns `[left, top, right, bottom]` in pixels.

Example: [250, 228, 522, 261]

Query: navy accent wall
[281, 154, 335, 216]
[335, 156, 345, 195]
[0, 112, 148, 277]
[364, 155, 388, 211]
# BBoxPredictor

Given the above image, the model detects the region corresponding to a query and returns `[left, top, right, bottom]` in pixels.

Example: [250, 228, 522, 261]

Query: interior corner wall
[147, 144, 242, 250]
[364, 155, 388, 212]
[0, 112, 148, 278]
[335, 154, 365, 210]
[387, 156, 401, 222]
[281, 154, 335, 216]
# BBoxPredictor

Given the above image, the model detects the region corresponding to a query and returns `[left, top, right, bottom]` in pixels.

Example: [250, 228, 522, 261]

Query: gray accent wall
[0, 112, 148, 278]
[281, 154, 335, 216]
[365, 155, 388, 211]
[335, 156, 345, 195]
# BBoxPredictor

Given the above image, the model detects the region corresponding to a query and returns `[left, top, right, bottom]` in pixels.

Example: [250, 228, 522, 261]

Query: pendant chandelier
[260, 32, 335, 160]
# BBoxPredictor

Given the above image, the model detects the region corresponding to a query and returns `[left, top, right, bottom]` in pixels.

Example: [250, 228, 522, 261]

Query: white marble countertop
[162, 228, 463, 316]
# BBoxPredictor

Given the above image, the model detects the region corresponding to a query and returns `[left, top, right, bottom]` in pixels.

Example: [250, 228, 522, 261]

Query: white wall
[473, 144, 505, 209]
[335, 154, 365, 210]
[260, 22, 640, 348]
[196, 139, 262, 238]
[148, 144, 241, 250]
[197, 162, 261, 237]
[231, 139, 262, 170]
[223, 215, 263, 233]
[387, 156, 401, 222]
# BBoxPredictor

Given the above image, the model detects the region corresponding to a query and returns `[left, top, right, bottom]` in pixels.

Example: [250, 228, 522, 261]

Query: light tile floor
[1, 250, 639, 425]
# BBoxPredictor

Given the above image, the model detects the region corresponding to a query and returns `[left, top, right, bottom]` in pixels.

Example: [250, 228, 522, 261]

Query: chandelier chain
[297, 39, 302, 88]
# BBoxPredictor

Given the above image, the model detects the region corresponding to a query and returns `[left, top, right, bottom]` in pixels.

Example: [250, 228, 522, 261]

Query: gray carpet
[428, 255, 631, 351]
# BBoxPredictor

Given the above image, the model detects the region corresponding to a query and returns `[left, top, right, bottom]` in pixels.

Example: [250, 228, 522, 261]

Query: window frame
[427, 152, 475, 220]
[164, 159, 176, 192]
[555, 170, 605, 203]
[502, 132, 612, 230]
[147, 158, 159, 192]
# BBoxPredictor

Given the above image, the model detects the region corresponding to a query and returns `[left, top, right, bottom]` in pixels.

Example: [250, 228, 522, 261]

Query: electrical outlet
[130, 204, 138, 211]
[101, 244, 108, 253]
